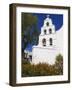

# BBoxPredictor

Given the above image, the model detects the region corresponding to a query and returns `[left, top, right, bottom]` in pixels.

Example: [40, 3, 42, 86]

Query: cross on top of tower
[47, 15, 50, 18]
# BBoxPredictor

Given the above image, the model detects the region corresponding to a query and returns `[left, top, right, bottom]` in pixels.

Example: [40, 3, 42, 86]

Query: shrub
[55, 54, 63, 75]
[22, 54, 63, 77]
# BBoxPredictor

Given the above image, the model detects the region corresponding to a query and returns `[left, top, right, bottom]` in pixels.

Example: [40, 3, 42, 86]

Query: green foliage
[22, 54, 63, 77]
[22, 13, 37, 30]
[55, 54, 63, 74]
[22, 60, 30, 64]
[21, 13, 40, 52]
[56, 54, 63, 62]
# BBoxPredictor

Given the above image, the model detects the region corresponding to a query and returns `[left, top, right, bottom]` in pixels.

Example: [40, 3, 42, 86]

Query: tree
[21, 13, 40, 52]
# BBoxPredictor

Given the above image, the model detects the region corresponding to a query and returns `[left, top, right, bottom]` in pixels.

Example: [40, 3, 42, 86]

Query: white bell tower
[38, 15, 56, 48]
[32, 15, 57, 65]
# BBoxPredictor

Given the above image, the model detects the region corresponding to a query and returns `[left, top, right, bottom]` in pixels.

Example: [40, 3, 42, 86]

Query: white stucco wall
[32, 46, 57, 65]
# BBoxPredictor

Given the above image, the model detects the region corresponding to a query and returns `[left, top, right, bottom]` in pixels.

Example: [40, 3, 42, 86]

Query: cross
[47, 15, 50, 18]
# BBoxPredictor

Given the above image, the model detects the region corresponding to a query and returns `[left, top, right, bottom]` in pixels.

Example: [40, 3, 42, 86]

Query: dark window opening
[42, 38, 46, 46]
[29, 55, 32, 61]
[44, 29, 46, 34]
[49, 28, 52, 34]
[46, 22, 49, 26]
[49, 38, 53, 46]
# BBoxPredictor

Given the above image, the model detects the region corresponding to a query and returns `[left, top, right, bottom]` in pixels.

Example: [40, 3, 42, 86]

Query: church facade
[32, 15, 58, 65]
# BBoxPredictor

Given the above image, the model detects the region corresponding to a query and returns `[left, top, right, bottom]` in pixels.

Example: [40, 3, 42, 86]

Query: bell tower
[38, 15, 56, 48]
[32, 15, 57, 65]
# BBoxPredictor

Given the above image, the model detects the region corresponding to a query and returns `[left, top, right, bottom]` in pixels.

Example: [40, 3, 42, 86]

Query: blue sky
[33, 13, 63, 31]
[24, 13, 63, 52]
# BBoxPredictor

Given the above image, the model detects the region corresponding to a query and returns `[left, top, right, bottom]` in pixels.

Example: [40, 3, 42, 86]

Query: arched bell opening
[49, 38, 53, 46]
[42, 38, 46, 46]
